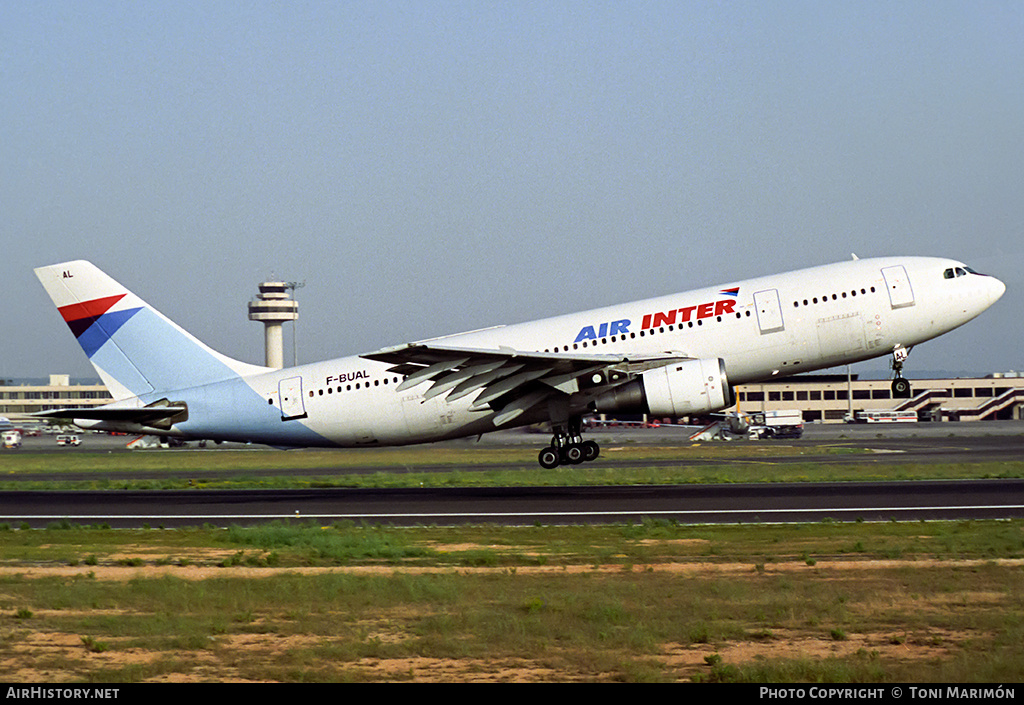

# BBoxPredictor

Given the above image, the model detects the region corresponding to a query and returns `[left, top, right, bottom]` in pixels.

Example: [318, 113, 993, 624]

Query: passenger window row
[793, 286, 876, 308]
[308, 376, 403, 398]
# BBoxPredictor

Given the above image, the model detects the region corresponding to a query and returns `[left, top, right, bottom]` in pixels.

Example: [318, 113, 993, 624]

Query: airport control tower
[248, 281, 298, 369]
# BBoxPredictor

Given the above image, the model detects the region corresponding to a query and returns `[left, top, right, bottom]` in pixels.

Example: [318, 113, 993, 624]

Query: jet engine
[591, 358, 734, 417]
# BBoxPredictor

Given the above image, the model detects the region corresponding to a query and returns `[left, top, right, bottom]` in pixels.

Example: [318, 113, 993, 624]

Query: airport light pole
[285, 281, 305, 366]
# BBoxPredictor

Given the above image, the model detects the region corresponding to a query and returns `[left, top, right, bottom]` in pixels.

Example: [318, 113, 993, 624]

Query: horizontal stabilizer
[31, 406, 186, 423]
[32, 399, 188, 431]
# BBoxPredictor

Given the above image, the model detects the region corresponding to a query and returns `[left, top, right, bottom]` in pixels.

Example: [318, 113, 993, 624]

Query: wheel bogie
[537, 440, 600, 468]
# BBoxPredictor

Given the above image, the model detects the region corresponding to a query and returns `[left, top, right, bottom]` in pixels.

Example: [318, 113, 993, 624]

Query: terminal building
[2, 372, 1023, 426]
[734, 372, 1024, 423]
[0, 375, 112, 417]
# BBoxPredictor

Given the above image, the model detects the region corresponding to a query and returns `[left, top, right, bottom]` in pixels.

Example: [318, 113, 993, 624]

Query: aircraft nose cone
[989, 275, 1007, 306]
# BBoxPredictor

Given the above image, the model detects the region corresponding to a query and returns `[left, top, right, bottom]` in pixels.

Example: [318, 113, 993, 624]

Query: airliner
[34, 256, 1004, 467]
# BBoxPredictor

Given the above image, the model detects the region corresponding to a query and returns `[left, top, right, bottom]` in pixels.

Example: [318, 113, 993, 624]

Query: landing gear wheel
[582, 440, 600, 462]
[563, 444, 585, 465]
[538, 447, 560, 469]
[892, 377, 912, 398]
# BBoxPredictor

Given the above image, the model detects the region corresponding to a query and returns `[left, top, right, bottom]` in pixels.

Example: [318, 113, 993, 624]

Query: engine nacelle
[592, 358, 734, 417]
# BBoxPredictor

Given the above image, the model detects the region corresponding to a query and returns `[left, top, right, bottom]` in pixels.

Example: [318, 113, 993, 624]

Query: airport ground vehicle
[748, 409, 804, 438]
[846, 410, 919, 423]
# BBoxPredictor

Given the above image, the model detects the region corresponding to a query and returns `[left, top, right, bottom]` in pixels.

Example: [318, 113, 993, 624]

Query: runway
[3, 479, 1023, 529]
[2, 422, 1022, 528]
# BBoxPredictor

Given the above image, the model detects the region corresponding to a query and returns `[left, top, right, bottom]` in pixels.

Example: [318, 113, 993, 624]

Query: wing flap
[422, 360, 509, 400]
[447, 363, 525, 402]
[470, 367, 554, 409]
[395, 358, 470, 391]
[493, 389, 550, 426]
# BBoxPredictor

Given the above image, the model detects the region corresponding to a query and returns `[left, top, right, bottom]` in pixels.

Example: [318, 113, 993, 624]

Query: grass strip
[0, 519, 1021, 682]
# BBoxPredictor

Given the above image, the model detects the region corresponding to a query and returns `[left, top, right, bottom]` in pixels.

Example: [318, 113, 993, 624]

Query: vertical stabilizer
[35, 261, 270, 400]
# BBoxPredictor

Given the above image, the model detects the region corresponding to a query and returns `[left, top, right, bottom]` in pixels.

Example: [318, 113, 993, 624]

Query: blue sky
[2, 1, 1022, 380]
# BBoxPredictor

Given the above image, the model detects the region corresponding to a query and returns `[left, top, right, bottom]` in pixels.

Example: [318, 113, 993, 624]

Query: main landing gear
[891, 345, 913, 399]
[537, 416, 600, 469]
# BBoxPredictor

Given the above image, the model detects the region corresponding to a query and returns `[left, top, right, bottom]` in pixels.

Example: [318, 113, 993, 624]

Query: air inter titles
[574, 289, 740, 343]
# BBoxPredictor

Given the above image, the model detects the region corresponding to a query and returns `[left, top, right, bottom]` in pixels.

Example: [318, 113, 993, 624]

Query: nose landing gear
[891, 345, 913, 398]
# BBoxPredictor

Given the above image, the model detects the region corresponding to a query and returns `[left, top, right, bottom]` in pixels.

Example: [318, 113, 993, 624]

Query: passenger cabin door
[753, 289, 785, 334]
[882, 265, 915, 309]
[278, 376, 308, 421]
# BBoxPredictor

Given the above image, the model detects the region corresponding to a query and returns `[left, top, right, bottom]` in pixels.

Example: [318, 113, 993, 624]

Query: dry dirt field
[3, 548, 1020, 683]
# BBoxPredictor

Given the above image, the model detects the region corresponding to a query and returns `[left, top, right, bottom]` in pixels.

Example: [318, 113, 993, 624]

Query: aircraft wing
[362, 343, 688, 426]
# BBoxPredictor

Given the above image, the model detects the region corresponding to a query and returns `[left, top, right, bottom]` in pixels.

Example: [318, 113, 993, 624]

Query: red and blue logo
[58, 295, 142, 357]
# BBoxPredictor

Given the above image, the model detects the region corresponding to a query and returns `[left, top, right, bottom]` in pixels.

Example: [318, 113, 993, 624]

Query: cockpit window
[943, 266, 978, 280]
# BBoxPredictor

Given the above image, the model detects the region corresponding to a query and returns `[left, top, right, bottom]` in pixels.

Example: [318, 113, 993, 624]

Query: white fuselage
[161, 256, 1001, 447]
